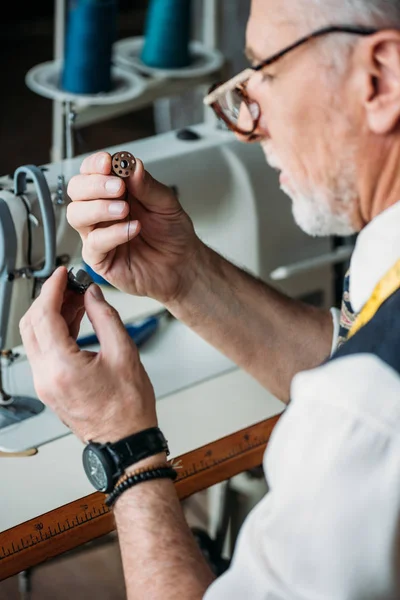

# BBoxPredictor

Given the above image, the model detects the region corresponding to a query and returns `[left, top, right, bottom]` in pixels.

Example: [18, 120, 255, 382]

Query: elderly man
[20, 0, 400, 598]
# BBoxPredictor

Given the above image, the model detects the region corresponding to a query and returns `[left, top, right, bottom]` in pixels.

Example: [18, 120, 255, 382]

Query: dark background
[0, 1, 155, 175]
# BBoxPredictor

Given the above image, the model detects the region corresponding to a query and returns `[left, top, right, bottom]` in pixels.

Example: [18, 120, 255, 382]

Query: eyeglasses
[204, 25, 378, 136]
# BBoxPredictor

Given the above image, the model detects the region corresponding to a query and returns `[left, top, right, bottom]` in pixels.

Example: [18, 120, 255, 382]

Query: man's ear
[363, 31, 400, 134]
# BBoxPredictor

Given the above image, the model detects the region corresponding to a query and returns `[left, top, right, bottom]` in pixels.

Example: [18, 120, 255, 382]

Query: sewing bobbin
[111, 151, 136, 179]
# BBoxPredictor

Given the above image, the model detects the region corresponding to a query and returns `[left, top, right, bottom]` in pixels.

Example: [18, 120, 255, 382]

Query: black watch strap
[107, 427, 169, 470]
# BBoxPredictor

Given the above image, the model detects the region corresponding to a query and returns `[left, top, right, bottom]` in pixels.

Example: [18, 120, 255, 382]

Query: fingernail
[89, 284, 104, 301]
[109, 201, 126, 216]
[105, 178, 122, 194]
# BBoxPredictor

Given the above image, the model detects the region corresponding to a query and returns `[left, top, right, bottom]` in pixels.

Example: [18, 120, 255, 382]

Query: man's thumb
[127, 158, 179, 214]
[85, 284, 132, 358]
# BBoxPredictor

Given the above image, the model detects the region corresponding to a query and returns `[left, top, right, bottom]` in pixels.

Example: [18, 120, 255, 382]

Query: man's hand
[19, 267, 157, 443]
[67, 151, 204, 304]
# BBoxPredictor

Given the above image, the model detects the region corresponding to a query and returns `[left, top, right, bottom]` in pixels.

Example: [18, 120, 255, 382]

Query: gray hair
[304, 1, 400, 28]
[300, 1, 400, 74]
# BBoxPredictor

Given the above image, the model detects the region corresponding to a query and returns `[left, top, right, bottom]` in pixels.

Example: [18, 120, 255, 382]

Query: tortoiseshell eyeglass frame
[204, 25, 379, 136]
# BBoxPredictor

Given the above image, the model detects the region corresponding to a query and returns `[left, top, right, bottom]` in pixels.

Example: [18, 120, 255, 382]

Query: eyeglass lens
[218, 88, 260, 134]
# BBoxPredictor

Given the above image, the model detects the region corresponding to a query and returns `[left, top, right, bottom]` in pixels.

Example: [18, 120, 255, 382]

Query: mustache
[260, 142, 282, 171]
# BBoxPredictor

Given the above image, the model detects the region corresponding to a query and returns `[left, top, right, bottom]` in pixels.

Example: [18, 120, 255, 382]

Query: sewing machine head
[0, 165, 81, 351]
[0, 123, 334, 451]
[0, 164, 82, 434]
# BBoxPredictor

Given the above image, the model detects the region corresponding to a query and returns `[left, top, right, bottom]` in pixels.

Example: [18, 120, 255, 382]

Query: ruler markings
[0, 415, 280, 580]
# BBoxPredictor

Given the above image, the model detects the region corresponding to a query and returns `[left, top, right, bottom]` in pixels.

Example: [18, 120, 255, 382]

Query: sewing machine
[0, 122, 340, 454]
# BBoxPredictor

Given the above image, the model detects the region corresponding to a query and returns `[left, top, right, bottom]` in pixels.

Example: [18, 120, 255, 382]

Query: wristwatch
[82, 427, 169, 493]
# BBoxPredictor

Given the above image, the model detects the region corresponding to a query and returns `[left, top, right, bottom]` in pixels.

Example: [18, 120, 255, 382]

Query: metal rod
[0, 353, 13, 405]
[269, 246, 354, 281]
[18, 569, 32, 600]
[65, 102, 76, 159]
[203, 0, 219, 50]
[51, 0, 67, 161]
[202, 0, 221, 126]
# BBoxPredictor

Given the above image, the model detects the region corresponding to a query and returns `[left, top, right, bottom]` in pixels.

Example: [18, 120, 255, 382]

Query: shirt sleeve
[203, 354, 400, 600]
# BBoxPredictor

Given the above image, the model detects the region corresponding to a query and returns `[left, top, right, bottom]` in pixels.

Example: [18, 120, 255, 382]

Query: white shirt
[204, 202, 400, 600]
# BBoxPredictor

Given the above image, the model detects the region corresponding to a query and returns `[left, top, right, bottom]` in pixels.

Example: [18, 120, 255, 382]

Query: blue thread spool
[61, 0, 117, 94]
[141, 0, 192, 69]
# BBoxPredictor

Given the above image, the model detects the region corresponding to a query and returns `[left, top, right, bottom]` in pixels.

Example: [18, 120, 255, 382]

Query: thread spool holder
[25, 0, 224, 161]
[25, 61, 147, 159]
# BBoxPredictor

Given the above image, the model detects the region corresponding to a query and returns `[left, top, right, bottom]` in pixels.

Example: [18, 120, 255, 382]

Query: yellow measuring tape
[348, 258, 400, 339]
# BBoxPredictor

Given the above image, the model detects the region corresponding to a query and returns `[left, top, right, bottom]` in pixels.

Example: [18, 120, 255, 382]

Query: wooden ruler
[0, 414, 280, 581]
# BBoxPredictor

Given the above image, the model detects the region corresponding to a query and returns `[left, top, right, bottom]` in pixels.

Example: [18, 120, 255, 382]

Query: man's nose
[236, 73, 269, 144]
[234, 101, 258, 143]
[236, 79, 267, 144]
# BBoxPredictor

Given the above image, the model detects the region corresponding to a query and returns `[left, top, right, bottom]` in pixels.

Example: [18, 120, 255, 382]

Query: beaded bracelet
[115, 462, 169, 488]
[105, 466, 178, 508]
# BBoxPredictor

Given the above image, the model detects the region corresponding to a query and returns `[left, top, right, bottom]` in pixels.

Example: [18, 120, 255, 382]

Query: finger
[19, 313, 40, 359]
[67, 174, 124, 202]
[61, 289, 85, 329]
[69, 306, 86, 340]
[84, 284, 136, 362]
[80, 151, 112, 175]
[39, 266, 68, 312]
[67, 199, 130, 232]
[126, 159, 180, 214]
[32, 267, 78, 354]
[84, 220, 141, 263]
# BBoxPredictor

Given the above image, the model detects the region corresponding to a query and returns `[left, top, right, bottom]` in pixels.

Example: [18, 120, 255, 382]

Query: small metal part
[28, 214, 40, 227]
[0, 382, 12, 404]
[56, 254, 71, 267]
[67, 268, 94, 295]
[7, 267, 34, 282]
[54, 174, 66, 206]
[0, 351, 14, 404]
[111, 151, 136, 178]
[18, 568, 33, 600]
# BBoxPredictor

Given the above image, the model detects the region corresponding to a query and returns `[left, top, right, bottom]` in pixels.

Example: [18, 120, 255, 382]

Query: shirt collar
[350, 201, 400, 313]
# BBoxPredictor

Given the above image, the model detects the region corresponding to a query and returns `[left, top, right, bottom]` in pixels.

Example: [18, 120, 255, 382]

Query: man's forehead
[246, 0, 302, 61]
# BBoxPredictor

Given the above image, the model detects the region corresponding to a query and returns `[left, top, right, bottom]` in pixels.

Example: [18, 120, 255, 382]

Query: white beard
[281, 182, 357, 237]
[261, 142, 358, 237]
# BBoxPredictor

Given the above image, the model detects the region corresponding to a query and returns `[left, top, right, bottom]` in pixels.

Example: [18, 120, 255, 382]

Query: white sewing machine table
[0, 285, 284, 546]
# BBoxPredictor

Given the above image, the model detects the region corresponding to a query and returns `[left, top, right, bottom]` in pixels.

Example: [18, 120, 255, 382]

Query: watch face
[83, 448, 108, 491]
